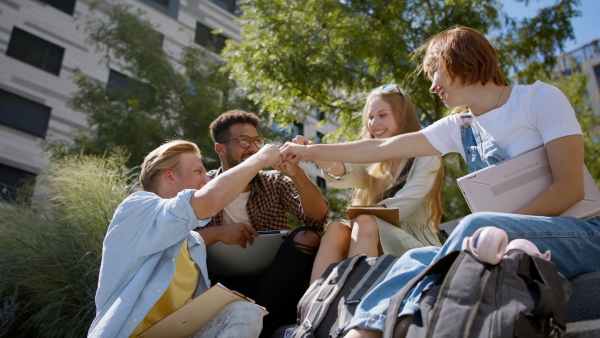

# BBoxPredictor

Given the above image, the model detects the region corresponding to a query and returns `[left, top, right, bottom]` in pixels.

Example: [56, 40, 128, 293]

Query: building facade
[556, 39, 600, 121]
[0, 0, 339, 200]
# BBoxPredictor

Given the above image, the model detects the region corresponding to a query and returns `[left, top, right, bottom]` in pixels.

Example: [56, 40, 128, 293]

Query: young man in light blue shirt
[88, 140, 282, 338]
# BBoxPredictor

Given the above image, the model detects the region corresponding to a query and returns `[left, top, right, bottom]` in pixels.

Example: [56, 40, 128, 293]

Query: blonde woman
[296, 85, 444, 282]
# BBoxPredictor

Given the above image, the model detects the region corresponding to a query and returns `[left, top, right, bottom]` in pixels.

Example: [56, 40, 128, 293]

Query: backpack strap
[383, 250, 463, 338]
[514, 254, 569, 336]
[296, 254, 366, 337]
[332, 254, 399, 337]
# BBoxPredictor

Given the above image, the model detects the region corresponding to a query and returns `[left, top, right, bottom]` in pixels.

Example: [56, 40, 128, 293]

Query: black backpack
[383, 250, 572, 338]
[293, 254, 399, 338]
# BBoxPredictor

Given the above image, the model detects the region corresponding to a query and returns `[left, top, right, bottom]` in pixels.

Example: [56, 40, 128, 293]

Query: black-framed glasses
[372, 84, 404, 96]
[222, 136, 267, 148]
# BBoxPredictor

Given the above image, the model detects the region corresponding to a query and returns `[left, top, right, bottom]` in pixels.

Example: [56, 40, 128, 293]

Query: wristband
[325, 161, 337, 172]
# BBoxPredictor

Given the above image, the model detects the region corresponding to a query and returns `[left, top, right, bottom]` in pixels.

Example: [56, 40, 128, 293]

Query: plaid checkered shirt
[206, 169, 328, 232]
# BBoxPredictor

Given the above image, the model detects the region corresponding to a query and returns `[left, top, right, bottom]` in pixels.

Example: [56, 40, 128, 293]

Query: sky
[500, 0, 600, 54]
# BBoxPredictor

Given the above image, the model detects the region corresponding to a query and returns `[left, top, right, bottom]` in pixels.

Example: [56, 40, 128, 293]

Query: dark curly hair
[209, 110, 261, 143]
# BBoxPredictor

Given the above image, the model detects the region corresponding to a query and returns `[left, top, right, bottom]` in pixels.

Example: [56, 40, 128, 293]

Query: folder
[138, 283, 268, 338]
[347, 205, 401, 228]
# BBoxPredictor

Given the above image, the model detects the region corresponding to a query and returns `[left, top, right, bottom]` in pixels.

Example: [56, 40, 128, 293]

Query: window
[316, 176, 326, 190]
[107, 70, 136, 91]
[6, 27, 65, 75]
[316, 131, 324, 144]
[0, 89, 51, 138]
[273, 121, 304, 138]
[209, 0, 238, 14]
[315, 108, 325, 121]
[594, 65, 600, 94]
[0, 163, 35, 202]
[139, 0, 179, 18]
[293, 123, 304, 137]
[195, 22, 228, 54]
[39, 0, 76, 15]
[106, 69, 156, 103]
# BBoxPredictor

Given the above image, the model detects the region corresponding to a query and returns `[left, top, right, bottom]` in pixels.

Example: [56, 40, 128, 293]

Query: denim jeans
[192, 301, 263, 338]
[345, 115, 600, 333]
[347, 213, 600, 332]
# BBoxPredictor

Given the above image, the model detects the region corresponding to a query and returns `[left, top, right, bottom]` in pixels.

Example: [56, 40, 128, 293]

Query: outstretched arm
[292, 135, 346, 177]
[281, 131, 440, 164]
[190, 144, 282, 219]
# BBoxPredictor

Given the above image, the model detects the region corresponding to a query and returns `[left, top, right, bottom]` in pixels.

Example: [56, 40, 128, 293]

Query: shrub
[0, 152, 135, 337]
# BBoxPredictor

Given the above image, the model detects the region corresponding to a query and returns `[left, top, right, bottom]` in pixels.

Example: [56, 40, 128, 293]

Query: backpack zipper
[491, 261, 504, 337]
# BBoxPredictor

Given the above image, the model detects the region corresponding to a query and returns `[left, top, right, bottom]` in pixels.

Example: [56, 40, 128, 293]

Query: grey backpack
[383, 250, 572, 337]
[293, 254, 399, 338]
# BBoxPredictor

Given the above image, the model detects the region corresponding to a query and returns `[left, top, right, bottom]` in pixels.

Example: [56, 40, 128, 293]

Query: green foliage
[440, 153, 470, 222]
[0, 152, 135, 337]
[223, 0, 579, 134]
[286, 188, 347, 230]
[320, 187, 350, 222]
[67, 1, 255, 169]
[547, 72, 600, 185]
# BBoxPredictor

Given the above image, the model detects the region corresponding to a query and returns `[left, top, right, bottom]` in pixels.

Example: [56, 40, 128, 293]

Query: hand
[292, 135, 314, 146]
[257, 144, 283, 168]
[280, 142, 309, 162]
[215, 223, 260, 248]
[274, 160, 303, 177]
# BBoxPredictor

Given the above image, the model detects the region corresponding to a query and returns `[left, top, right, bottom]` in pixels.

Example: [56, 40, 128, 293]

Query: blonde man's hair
[140, 140, 201, 194]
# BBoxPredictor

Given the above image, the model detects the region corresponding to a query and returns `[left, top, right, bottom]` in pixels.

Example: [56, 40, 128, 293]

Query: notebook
[457, 146, 600, 219]
[206, 230, 289, 276]
[347, 205, 401, 228]
[137, 283, 267, 338]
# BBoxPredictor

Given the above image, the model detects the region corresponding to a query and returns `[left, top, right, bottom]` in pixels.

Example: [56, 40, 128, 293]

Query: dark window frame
[0, 89, 51, 138]
[0, 163, 36, 203]
[39, 0, 76, 15]
[316, 131, 324, 144]
[139, 0, 179, 19]
[195, 22, 229, 54]
[6, 27, 65, 76]
[316, 109, 325, 121]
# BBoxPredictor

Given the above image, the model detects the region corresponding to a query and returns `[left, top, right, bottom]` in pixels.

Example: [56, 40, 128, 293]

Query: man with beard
[198, 110, 329, 337]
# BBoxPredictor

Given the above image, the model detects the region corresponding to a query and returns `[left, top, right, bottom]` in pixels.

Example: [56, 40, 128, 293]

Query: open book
[347, 205, 401, 228]
[138, 283, 268, 338]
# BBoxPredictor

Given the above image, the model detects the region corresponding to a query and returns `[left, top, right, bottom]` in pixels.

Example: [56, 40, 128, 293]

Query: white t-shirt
[222, 191, 252, 226]
[422, 81, 583, 159]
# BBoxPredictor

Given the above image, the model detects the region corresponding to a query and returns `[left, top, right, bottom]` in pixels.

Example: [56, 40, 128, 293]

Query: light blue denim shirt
[88, 189, 211, 338]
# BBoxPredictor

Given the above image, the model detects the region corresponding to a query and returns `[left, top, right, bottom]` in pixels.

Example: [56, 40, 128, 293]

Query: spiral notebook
[457, 146, 600, 219]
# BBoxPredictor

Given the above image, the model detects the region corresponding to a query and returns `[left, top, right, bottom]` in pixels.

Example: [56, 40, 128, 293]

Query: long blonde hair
[350, 88, 444, 229]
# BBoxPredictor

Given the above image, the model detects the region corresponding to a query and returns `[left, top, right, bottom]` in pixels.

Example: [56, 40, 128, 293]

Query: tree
[223, 0, 580, 131]
[549, 72, 600, 186]
[67, 2, 256, 168]
[223, 0, 587, 221]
